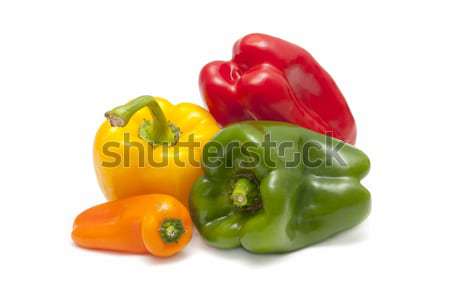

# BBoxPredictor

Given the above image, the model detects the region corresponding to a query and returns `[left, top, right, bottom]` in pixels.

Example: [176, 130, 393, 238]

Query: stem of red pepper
[105, 95, 179, 146]
[231, 178, 259, 208]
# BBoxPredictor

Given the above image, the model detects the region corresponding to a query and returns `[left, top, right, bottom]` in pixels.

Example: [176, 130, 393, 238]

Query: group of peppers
[72, 33, 371, 257]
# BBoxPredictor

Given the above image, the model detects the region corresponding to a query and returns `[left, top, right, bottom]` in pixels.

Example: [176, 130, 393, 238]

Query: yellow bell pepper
[94, 95, 220, 207]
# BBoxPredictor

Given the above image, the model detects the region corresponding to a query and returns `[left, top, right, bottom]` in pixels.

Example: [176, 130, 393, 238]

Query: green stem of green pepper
[230, 178, 258, 208]
[104, 95, 179, 146]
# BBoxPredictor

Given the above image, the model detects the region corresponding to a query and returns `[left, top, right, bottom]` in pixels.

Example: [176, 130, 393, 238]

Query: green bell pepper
[189, 121, 371, 254]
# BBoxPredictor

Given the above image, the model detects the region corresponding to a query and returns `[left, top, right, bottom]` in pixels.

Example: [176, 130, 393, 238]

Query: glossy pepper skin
[72, 194, 192, 257]
[94, 96, 220, 207]
[200, 33, 357, 144]
[189, 121, 370, 253]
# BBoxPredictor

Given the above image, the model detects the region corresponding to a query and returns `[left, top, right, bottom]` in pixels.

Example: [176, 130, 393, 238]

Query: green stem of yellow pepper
[105, 95, 179, 145]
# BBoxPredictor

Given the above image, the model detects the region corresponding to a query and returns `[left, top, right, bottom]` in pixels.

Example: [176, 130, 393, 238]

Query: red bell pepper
[199, 33, 357, 144]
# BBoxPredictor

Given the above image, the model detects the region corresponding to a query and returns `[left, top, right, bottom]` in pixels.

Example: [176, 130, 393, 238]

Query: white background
[1, 0, 449, 299]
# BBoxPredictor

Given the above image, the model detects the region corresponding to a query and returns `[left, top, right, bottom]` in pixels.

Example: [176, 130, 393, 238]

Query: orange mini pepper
[94, 95, 220, 207]
[72, 194, 192, 257]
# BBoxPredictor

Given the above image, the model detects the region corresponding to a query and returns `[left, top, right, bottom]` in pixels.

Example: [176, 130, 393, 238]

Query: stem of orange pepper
[105, 95, 179, 145]
[159, 219, 185, 244]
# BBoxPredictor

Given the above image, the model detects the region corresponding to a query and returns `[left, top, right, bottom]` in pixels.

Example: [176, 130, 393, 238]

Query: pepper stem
[105, 95, 179, 145]
[159, 219, 185, 244]
[231, 178, 258, 208]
